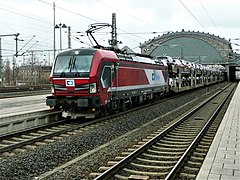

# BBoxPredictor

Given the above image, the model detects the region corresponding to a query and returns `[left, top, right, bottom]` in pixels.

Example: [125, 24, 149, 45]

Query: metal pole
[31, 51, 34, 85]
[53, 2, 56, 63]
[12, 55, 15, 85]
[60, 26, 62, 50]
[15, 33, 20, 57]
[68, 26, 71, 49]
[111, 13, 117, 49]
[0, 38, 2, 86]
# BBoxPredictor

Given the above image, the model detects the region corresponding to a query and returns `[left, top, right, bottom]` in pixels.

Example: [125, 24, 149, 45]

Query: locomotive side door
[100, 62, 118, 103]
[111, 62, 119, 98]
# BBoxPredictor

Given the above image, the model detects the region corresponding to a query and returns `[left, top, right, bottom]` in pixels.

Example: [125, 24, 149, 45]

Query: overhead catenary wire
[198, 0, 217, 28]
[39, 0, 99, 23]
[0, 6, 51, 25]
[198, 0, 221, 36]
[39, 0, 151, 42]
[178, 0, 208, 32]
[96, 0, 164, 31]
[1, 0, 161, 54]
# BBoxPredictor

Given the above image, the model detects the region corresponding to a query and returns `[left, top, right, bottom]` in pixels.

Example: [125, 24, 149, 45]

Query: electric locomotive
[46, 48, 168, 118]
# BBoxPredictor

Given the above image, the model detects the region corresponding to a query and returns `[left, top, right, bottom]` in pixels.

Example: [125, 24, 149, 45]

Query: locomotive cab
[46, 49, 102, 119]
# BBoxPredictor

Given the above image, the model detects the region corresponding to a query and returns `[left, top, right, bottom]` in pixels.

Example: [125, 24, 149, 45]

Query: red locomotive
[46, 48, 169, 118]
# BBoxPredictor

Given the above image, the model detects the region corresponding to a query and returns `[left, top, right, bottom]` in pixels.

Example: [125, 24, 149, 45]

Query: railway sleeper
[205, 131, 216, 136]
[115, 156, 125, 160]
[45, 128, 59, 132]
[51, 126, 64, 130]
[174, 127, 202, 131]
[89, 172, 101, 178]
[182, 166, 199, 174]
[2, 140, 18, 144]
[137, 157, 178, 166]
[114, 174, 151, 180]
[199, 141, 212, 146]
[37, 130, 52, 134]
[156, 142, 189, 148]
[121, 167, 168, 178]
[107, 161, 118, 166]
[159, 139, 191, 145]
[29, 132, 44, 136]
[195, 147, 209, 153]
[163, 136, 193, 142]
[11, 137, 26, 141]
[52, 136, 63, 140]
[13, 148, 26, 153]
[186, 160, 202, 168]
[21, 135, 34, 139]
[172, 127, 201, 131]
[24, 145, 37, 150]
[130, 162, 173, 171]
[147, 149, 183, 156]
[208, 125, 218, 130]
[114, 174, 129, 180]
[193, 151, 206, 157]
[98, 166, 110, 171]
[169, 131, 197, 137]
[151, 145, 187, 152]
[165, 134, 194, 140]
[179, 172, 197, 179]
[0, 144, 8, 147]
[58, 125, 71, 128]
[142, 153, 181, 161]
[189, 156, 204, 162]
[202, 134, 214, 139]
[128, 175, 150, 180]
[197, 144, 210, 149]
[202, 137, 214, 143]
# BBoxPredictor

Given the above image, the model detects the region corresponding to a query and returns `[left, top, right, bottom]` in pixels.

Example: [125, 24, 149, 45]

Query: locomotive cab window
[53, 54, 93, 77]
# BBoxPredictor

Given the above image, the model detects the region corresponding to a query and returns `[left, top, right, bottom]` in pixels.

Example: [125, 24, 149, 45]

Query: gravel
[0, 82, 227, 180]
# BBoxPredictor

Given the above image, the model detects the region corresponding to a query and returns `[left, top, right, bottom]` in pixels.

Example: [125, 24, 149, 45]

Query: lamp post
[55, 23, 67, 51]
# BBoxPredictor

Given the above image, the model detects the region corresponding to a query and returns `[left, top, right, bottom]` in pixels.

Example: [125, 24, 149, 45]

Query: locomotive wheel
[120, 99, 127, 112]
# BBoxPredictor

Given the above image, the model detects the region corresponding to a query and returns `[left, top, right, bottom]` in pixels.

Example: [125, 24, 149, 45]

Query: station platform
[197, 82, 240, 180]
[0, 94, 50, 118]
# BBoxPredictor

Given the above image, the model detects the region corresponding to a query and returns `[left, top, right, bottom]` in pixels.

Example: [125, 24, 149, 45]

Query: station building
[139, 29, 240, 81]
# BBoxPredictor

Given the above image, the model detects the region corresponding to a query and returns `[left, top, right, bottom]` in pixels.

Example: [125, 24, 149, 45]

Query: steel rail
[94, 83, 233, 180]
[165, 83, 236, 179]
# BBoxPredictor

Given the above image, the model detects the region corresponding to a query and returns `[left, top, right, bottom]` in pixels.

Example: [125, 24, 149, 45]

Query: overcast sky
[0, 0, 239, 64]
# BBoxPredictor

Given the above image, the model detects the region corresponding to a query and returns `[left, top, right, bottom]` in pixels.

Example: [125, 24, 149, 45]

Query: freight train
[46, 48, 226, 119]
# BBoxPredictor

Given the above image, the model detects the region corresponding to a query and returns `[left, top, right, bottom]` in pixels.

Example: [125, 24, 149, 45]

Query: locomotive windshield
[53, 54, 93, 77]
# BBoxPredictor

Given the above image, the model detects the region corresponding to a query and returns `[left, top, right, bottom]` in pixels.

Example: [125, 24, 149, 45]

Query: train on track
[46, 48, 226, 119]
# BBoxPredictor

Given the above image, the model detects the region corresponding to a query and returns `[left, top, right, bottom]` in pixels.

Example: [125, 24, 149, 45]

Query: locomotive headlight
[89, 82, 97, 94]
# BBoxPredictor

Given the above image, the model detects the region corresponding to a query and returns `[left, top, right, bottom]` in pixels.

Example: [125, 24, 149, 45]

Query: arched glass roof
[150, 37, 223, 64]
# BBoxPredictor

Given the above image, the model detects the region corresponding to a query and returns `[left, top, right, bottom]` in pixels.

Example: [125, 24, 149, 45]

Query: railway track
[0, 82, 230, 179]
[0, 119, 72, 156]
[0, 86, 211, 158]
[92, 83, 236, 179]
[0, 85, 50, 98]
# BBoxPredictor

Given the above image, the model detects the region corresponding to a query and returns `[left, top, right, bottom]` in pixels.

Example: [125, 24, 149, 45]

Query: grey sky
[0, 0, 239, 64]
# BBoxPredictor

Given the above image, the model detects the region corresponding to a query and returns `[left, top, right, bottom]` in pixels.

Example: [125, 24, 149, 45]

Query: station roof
[140, 29, 239, 65]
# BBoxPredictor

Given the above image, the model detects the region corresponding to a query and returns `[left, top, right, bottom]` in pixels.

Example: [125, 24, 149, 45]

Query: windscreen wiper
[68, 57, 73, 72]
[72, 57, 77, 69]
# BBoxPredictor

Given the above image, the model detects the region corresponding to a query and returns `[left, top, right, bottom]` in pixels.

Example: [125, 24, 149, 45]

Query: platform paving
[196, 83, 240, 180]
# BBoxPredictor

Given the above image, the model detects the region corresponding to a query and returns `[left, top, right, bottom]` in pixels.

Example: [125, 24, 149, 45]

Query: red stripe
[116, 68, 149, 86]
